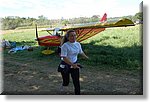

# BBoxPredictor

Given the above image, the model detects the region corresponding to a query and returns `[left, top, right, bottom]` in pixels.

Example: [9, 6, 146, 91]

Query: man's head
[66, 30, 76, 43]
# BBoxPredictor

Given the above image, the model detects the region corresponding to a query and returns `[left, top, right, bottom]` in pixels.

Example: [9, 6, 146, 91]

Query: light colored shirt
[61, 41, 83, 63]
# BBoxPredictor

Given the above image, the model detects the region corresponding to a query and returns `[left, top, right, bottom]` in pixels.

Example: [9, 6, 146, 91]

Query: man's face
[68, 32, 76, 43]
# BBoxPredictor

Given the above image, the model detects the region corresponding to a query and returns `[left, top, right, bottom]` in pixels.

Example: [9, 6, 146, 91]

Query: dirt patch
[2, 56, 142, 95]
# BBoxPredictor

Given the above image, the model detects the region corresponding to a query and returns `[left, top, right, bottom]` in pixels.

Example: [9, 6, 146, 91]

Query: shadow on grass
[81, 41, 142, 70]
[4, 39, 143, 70]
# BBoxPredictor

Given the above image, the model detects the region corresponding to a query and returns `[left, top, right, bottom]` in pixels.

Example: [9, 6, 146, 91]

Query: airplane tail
[100, 13, 107, 22]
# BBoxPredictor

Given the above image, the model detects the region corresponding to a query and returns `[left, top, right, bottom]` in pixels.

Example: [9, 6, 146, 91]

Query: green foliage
[61, 20, 69, 25]
[135, 12, 143, 21]
[1, 16, 36, 30]
[1, 12, 141, 30]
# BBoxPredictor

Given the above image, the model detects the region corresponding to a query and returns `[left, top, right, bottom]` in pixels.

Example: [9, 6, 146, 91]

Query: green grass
[81, 25, 142, 70]
[2, 25, 142, 70]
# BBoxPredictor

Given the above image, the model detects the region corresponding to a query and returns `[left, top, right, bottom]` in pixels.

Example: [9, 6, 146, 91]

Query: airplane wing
[43, 18, 134, 31]
[41, 18, 134, 42]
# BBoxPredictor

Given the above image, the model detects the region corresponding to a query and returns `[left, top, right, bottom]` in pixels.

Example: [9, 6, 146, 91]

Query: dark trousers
[61, 68, 80, 95]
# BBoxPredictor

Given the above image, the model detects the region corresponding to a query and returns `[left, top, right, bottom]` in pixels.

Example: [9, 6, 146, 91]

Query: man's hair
[61, 30, 75, 45]
[65, 30, 75, 38]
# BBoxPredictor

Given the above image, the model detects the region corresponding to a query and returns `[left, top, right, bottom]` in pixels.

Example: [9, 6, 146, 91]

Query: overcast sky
[0, 0, 142, 19]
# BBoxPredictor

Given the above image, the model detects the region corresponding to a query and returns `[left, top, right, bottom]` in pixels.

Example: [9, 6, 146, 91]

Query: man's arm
[81, 52, 89, 59]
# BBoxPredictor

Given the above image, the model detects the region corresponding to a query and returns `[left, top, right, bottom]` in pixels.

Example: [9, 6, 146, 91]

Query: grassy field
[2, 25, 142, 70]
[2, 25, 143, 95]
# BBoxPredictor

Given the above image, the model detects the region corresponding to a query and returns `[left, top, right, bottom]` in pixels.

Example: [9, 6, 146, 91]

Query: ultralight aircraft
[35, 13, 135, 54]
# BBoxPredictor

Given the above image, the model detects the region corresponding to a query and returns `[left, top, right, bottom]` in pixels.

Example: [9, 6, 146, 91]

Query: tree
[134, 12, 143, 21]
[61, 20, 69, 25]
[1, 16, 21, 30]
[37, 15, 49, 25]
[90, 15, 100, 22]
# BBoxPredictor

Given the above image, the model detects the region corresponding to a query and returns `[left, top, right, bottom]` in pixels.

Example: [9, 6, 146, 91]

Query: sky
[0, 0, 143, 19]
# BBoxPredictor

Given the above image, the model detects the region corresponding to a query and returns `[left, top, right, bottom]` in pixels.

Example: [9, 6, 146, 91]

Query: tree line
[0, 12, 142, 30]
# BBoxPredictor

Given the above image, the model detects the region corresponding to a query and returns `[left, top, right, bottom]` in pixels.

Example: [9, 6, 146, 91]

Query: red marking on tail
[100, 13, 107, 22]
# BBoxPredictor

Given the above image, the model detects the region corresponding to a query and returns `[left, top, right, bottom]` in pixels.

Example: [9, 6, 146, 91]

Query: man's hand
[71, 64, 80, 69]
